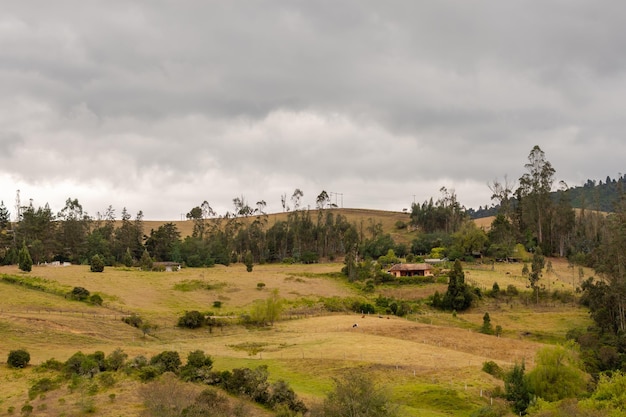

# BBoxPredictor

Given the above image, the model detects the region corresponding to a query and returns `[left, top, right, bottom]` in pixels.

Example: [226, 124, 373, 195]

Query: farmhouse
[388, 263, 433, 277]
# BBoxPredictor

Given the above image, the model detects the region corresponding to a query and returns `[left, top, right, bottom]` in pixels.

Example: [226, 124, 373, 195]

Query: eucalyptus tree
[316, 190, 330, 209]
[517, 145, 556, 250]
[145, 223, 181, 262]
[57, 198, 91, 262]
[291, 188, 303, 211]
[113, 208, 144, 262]
[14, 202, 57, 263]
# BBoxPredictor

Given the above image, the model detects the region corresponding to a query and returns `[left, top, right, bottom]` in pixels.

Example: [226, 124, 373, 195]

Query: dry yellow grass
[0, 258, 594, 416]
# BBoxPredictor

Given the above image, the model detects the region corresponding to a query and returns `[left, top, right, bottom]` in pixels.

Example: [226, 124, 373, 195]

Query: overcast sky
[1, 1, 625, 220]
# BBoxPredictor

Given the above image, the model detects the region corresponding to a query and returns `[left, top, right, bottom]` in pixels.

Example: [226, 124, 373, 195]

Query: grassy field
[0, 256, 594, 416]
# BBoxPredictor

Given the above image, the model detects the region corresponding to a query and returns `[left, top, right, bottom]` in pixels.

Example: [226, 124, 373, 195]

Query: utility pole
[329, 192, 343, 208]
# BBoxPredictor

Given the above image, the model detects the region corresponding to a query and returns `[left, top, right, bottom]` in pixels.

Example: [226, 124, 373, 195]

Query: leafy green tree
[123, 247, 133, 267]
[222, 366, 271, 404]
[441, 259, 474, 311]
[104, 348, 127, 371]
[377, 249, 399, 268]
[320, 370, 397, 417]
[451, 221, 488, 259]
[487, 214, 517, 259]
[269, 379, 308, 414]
[527, 343, 590, 402]
[113, 208, 144, 262]
[505, 361, 531, 415]
[90, 254, 105, 272]
[18, 241, 32, 272]
[150, 350, 181, 374]
[581, 371, 626, 414]
[145, 222, 181, 262]
[139, 249, 153, 271]
[64, 351, 100, 377]
[480, 312, 494, 335]
[0, 200, 9, 229]
[177, 310, 205, 329]
[180, 350, 213, 382]
[7, 349, 30, 368]
[14, 203, 57, 264]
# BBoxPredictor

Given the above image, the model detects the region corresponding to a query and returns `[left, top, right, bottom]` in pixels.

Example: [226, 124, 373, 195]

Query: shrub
[482, 361, 503, 378]
[138, 365, 162, 381]
[7, 349, 30, 368]
[222, 366, 270, 404]
[69, 286, 90, 301]
[89, 254, 105, 272]
[352, 302, 375, 315]
[36, 358, 63, 372]
[177, 310, 205, 329]
[18, 243, 33, 272]
[89, 294, 103, 306]
[150, 351, 181, 374]
[180, 350, 213, 382]
[300, 251, 319, 264]
[98, 372, 116, 388]
[28, 378, 58, 400]
[269, 379, 307, 414]
[506, 284, 519, 296]
[320, 370, 396, 417]
[122, 313, 143, 328]
[20, 404, 33, 416]
[139, 249, 153, 271]
[244, 251, 254, 272]
[64, 352, 100, 377]
[105, 348, 128, 371]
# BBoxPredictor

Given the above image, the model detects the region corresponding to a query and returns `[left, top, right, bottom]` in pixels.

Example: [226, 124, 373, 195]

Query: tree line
[0, 146, 621, 274]
[0, 193, 395, 269]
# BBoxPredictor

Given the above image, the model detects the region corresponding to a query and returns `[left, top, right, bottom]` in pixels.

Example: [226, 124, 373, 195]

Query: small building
[388, 263, 433, 278]
[153, 262, 181, 272]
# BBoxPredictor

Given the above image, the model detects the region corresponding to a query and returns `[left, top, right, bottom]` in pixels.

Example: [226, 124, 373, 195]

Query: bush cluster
[177, 310, 223, 331]
[7, 349, 30, 368]
[21, 346, 306, 417]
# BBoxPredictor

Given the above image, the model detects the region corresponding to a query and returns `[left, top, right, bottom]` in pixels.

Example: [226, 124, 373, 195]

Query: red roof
[388, 263, 432, 272]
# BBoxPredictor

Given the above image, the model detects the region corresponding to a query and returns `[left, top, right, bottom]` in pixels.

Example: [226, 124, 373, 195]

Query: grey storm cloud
[1, 1, 626, 218]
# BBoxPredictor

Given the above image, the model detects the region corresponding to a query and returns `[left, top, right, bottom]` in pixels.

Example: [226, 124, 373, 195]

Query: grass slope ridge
[0, 258, 591, 416]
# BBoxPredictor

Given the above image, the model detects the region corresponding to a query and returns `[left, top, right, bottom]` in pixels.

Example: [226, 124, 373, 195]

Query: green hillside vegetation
[2, 145, 626, 415]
